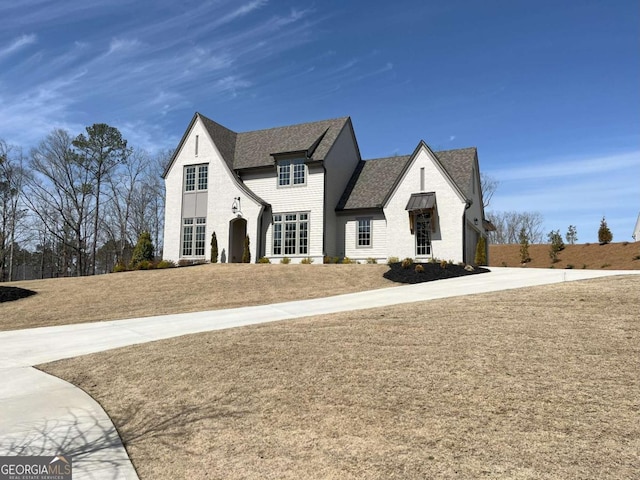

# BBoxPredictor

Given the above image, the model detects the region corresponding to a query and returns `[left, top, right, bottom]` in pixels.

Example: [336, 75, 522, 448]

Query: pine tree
[242, 235, 251, 263]
[548, 229, 564, 263]
[565, 225, 578, 245]
[519, 227, 531, 263]
[474, 236, 487, 266]
[210, 231, 218, 263]
[598, 217, 612, 245]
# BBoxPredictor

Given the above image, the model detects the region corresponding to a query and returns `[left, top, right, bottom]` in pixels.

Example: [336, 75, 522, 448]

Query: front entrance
[229, 218, 247, 263]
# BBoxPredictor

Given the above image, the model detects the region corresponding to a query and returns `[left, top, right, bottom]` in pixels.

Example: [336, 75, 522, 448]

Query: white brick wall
[163, 117, 264, 262]
[384, 146, 467, 263]
[242, 164, 325, 261]
[342, 213, 387, 262]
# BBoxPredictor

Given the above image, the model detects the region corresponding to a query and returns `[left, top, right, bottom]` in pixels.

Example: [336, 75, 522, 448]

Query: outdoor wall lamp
[231, 197, 241, 215]
[474, 218, 479, 226]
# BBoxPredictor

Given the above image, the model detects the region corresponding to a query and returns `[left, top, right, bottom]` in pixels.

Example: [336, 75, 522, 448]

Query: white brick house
[163, 113, 491, 264]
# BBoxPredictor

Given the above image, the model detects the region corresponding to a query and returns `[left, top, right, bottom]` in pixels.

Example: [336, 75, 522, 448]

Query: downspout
[463, 199, 472, 264]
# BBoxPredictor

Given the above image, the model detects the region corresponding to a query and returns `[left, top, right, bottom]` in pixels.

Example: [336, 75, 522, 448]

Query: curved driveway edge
[1, 267, 638, 479]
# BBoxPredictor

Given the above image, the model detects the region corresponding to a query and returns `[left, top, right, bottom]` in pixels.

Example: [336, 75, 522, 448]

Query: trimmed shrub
[136, 260, 153, 270]
[258, 257, 271, 263]
[387, 256, 399, 265]
[415, 264, 424, 273]
[242, 235, 251, 263]
[280, 257, 291, 264]
[301, 257, 314, 264]
[474, 236, 487, 266]
[401, 258, 413, 269]
[210, 231, 218, 263]
[440, 259, 448, 269]
[342, 257, 355, 264]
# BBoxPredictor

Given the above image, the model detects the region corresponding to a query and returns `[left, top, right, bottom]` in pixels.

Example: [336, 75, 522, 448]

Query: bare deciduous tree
[480, 173, 499, 208]
[486, 210, 545, 244]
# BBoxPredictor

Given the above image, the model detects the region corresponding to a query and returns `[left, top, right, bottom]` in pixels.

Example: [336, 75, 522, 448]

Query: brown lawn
[490, 242, 640, 270]
[41, 275, 640, 480]
[0, 264, 394, 331]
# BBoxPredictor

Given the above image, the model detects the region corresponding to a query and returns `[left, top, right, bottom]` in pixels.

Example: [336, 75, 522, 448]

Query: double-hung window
[185, 164, 208, 192]
[415, 212, 431, 256]
[273, 213, 309, 255]
[182, 217, 206, 257]
[357, 218, 372, 247]
[277, 159, 306, 187]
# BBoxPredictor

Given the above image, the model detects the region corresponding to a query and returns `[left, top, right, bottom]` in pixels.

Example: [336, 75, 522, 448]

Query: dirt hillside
[489, 242, 640, 270]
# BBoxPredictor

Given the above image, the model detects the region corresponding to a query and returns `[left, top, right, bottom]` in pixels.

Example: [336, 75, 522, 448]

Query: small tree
[474, 236, 487, 266]
[548, 229, 564, 263]
[131, 231, 154, 268]
[242, 235, 251, 263]
[565, 225, 578, 245]
[210, 231, 218, 263]
[519, 227, 531, 263]
[598, 217, 612, 245]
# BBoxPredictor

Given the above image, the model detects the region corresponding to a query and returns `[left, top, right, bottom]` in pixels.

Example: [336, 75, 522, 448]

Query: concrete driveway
[1, 267, 638, 479]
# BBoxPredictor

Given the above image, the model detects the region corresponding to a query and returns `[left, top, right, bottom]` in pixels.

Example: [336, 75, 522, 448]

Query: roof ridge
[363, 154, 412, 162]
[434, 146, 477, 154]
[238, 116, 350, 135]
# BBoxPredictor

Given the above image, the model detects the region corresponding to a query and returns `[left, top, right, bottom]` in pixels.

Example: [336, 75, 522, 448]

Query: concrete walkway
[1, 267, 638, 479]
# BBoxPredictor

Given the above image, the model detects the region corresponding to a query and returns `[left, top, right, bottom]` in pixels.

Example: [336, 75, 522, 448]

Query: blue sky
[2, 0, 638, 242]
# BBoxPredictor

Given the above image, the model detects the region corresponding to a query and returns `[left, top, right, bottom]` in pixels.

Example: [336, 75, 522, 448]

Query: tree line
[0, 125, 170, 281]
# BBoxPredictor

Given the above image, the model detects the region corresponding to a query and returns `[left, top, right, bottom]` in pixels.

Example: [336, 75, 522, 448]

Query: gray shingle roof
[336, 155, 412, 210]
[435, 147, 477, 199]
[337, 146, 477, 211]
[200, 113, 350, 170]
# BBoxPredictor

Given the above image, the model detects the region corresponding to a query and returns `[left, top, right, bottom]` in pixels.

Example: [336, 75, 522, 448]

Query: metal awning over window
[406, 193, 437, 234]
[405, 192, 436, 211]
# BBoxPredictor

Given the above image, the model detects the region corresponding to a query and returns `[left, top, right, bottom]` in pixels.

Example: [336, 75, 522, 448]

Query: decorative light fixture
[231, 197, 241, 215]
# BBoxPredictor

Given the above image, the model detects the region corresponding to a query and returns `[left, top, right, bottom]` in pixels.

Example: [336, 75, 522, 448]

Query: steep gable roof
[336, 155, 412, 210]
[435, 147, 477, 199]
[337, 146, 478, 211]
[233, 117, 350, 169]
[163, 113, 350, 178]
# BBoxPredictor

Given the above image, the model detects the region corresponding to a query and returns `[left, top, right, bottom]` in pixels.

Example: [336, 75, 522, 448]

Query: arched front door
[229, 218, 247, 263]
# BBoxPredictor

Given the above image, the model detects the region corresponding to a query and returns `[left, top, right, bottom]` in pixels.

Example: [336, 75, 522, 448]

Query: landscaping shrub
[519, 227, 531, 263]
[136, 260, 153, 270]
[401, 258, 413, 269]
[474, 236, 487, 265]
[387, 256, 399, 265]
[601, 263, 611, 269]
[301, 257, 314, 264]
[156, 260, 176, 269]
[548, 229, 564, 263]
[258, 257, 271, 263]
[242, 235, 251, 263]
[415, 264, 424, 273]
[130, 231, 154, 269]
[440, 259, 448, 269]
[210, 232, 218, 263]
[113, 262, 127, 273]
[342, 257, 355, 264]
[280, 257, 291, 264]
[366, 258, 378, 264]
[598, 217, 613, 244]
[565, 264, 574, 269]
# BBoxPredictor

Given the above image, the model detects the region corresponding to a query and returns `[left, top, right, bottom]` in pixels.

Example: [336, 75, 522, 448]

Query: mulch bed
[384, 262, 489, 284]
[0, 286, 37, 303]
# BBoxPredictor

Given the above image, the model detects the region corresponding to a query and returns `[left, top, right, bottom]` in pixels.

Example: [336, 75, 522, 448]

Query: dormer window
[278, 159, 306, 187]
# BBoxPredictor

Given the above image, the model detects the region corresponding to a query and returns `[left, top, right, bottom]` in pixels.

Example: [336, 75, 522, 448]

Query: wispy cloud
[107, 37, 143, 55]
[490, 151, 640, 182]
[0, 34, 37, 58]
